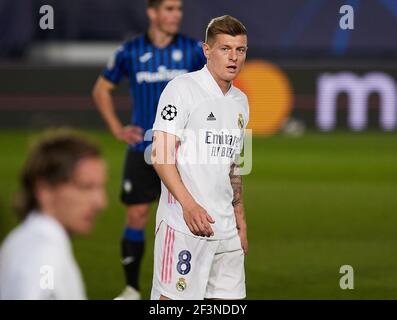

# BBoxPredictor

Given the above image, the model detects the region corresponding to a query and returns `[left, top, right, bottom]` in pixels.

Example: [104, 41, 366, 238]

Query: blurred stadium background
[1, 0, 397, 299]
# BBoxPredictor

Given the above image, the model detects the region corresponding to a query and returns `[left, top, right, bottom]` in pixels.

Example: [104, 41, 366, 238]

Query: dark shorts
[120, 150, 161, 205]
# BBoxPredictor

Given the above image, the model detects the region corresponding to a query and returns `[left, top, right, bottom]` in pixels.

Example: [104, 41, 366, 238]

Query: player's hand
[114, 125, 143, 145]
[238, 226, 248, 255]
[182, 201, 215, 237]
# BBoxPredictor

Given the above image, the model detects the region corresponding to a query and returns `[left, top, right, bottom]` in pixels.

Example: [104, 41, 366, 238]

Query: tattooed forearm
[229, 163, 243, 207]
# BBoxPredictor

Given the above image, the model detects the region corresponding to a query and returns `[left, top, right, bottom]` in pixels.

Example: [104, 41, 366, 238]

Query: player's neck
[148, 26, 174, 48]
[207, 67, 232, 95]
[37, 207, 72, 237]
[218, 81, 232, 95]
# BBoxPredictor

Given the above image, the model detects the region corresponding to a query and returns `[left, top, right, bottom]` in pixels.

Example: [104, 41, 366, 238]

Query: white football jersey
[152, 65, 249, 240]
[0, 212, 86, 300]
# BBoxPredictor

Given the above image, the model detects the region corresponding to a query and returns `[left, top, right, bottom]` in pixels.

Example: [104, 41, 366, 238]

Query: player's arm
[92, 76, 143, 145]
[230, 162, 248, 255]
[152, 130, 215, 237]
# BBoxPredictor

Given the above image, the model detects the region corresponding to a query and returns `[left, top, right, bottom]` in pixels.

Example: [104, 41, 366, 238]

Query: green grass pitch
[1, 130, 397, 299]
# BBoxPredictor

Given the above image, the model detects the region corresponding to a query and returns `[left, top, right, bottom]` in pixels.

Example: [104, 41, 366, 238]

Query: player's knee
[126, 205, 150, 228]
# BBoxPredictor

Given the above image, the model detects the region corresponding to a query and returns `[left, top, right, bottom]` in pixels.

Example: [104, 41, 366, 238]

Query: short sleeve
[102, 45, 128, 84]
[152, 78, 190, 139]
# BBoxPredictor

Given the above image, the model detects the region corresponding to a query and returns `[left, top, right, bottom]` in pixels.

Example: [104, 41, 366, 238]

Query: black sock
[121, 238, 145, 291]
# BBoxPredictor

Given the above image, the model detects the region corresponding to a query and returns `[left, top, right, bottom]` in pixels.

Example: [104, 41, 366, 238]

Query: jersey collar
[28, 211, 72, 249]
[144, 33, 179, 49]
[201, 65, 234, 97]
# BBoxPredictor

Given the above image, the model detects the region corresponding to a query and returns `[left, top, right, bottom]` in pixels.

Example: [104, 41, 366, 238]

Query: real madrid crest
[176, 277, 187, 292]
[238, 113, 244, 129]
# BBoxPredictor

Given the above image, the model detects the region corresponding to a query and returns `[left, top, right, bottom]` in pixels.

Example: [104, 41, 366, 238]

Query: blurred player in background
[150, 15, 249, 300]
[0, 132, 107, 300]
[92, 0, 206, 300]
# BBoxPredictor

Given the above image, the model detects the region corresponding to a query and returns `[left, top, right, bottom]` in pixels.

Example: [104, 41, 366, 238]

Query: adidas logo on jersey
[207, 112, 216, 121]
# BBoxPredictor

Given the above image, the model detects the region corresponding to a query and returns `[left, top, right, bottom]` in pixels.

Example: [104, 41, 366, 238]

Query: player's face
[49, 157, 107, 235]
[150, 0, 183, 35]
[204, 34, 248, 85]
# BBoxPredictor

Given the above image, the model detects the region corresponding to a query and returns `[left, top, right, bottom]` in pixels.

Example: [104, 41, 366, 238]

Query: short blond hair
[205, 15, 247, 46]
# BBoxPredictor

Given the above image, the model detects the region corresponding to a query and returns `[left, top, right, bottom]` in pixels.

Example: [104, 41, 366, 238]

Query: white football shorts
[150, 221, 246, 300]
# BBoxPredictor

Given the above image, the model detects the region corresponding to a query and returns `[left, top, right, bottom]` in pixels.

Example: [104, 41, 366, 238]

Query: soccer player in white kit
[150, 15, 249, 300]
[0, 132, 107, 300]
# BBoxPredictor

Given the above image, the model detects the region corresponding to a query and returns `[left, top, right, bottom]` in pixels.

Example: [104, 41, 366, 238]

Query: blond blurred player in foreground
[0, 132, 107, 300]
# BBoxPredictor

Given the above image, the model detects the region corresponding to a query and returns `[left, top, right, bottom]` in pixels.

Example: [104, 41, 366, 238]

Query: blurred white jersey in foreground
[0, 212, 86, 300]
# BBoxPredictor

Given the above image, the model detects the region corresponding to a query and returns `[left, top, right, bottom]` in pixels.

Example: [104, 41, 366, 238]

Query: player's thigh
[151, 222, 217, 300]
[120, 149, 161, 205]
[205, 235, 246, 300]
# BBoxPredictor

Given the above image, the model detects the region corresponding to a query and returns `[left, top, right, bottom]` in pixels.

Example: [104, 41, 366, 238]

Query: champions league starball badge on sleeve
[161, 105, 178, 121]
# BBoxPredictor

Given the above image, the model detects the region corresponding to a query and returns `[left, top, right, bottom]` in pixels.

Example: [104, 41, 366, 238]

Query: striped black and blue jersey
[102, 33, 206, 152]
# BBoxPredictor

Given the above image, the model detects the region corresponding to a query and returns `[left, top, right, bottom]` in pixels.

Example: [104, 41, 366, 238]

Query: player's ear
[202, 42, 211, 60]
[147, 7, 156, 22]
[34, 179, 54, 209]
